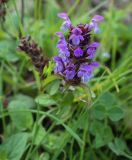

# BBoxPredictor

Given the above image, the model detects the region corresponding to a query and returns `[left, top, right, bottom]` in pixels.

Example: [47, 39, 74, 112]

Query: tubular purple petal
[55, 32, 64, 38]
[64, 64, 76, 80]
[57, 12, 69, 20]
[91, 61, 100, 67]
[74, 48, 83, 57]
[92, 15, 104, 22]
[71, 27, 82, 34]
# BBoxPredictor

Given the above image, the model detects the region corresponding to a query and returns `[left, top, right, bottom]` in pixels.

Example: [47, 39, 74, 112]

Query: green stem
[25, 70, 42, 160]
[30, 123, 55, 156]
[0, 63, 6, 137]
[25, 104, 40, 160]
[34, 0, 38, 19]
[21, 0, 25, 25]
[68, 0, 80, 15]
[12, 0, 25, 37]
[38, 0, 42, 20]
[79, 121, 88, 160]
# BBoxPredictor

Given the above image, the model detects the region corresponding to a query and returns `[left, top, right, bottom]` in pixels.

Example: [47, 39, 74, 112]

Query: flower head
[53, 12, 103, 85]
[19, 36, 48, 77]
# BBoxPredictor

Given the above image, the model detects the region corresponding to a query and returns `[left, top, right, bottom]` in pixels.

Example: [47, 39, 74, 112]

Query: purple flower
[55, 32, 67, 46]
[69, 27, 84, 45]
[77, 64, 93, 83]
[64, 64, 76, 80]
[87, 42, 100, 59]
[57, 13, 69, 19]
[57, 12, 71, 31]
[57, 43, 70, 58]
[55, 32, 70, 59]
[53, 56, 64, 73]
[55, 32, 65, 39]
[89, 15, 104, 33]
[92, 15, 104, 22]
[74, 48, 83, 57]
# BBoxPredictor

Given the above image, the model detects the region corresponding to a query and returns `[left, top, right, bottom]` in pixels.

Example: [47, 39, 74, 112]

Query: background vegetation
[0, 0, 132, 160]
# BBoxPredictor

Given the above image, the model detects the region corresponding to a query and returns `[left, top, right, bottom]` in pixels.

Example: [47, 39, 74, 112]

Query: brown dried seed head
[18, 36, 48, 77]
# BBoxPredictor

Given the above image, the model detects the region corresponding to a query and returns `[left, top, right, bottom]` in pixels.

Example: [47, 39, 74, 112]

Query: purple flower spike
[53, 56, 64, 73]
[58, 12, 71, 31]
[64, 64, 76, 80]
[74, 48, 83, 57]
[89, 15, 104, 33]
[69, 27, 84, 45]
[87, 42, 100, 59]
[77, 64, 93, 83]
[53, 12, 103, 84]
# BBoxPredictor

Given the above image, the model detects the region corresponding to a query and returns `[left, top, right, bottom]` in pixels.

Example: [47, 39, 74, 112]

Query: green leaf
[35, 94, 56, 106]
[55, 105, 72, 122]
[90, 121, 103, 135]
[0, 40, 18, 62]
[43, 75, 61, 86]
[92, 103, 106, 120]
[30, 152, 50, 160]
[46, 80, 60, 95]
[90, 121, 113, 148]
[94, 92, 124, 122]
[8, 100, 33, 130]
[94, 126, 113, 148]
[99, 92, 117, 109]
[75, 111, 89, 129]
[32, 125, 46, 145]
[62, 92, 74, 106]
[0, 150, 7, 160]
[15, 94, 35, 108]
[108, 107, 124, 121]
[0, 133, 28, 160]
[40, 153, 50, 160]
[108, 138, 132, 159]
